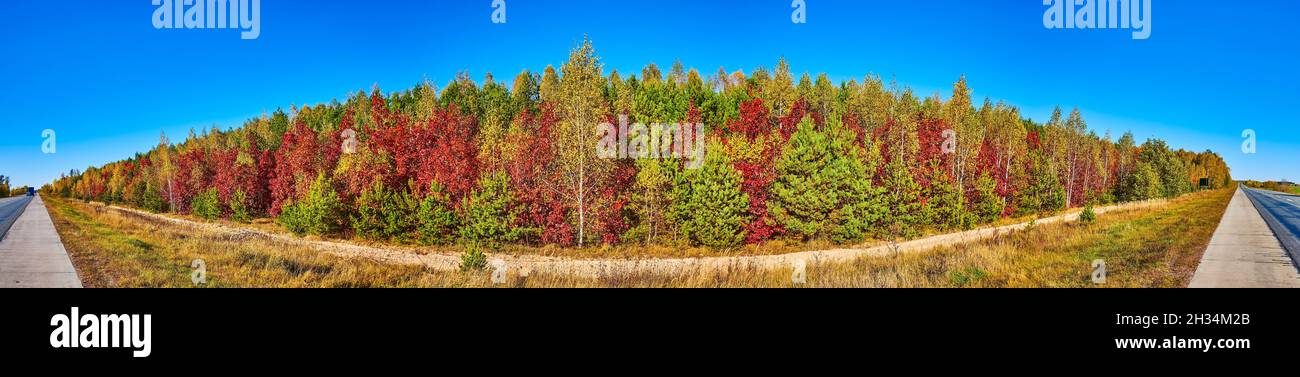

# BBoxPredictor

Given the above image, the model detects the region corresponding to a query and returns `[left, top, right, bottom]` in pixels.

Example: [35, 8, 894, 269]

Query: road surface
[0, 195, 82, 288]
[0, 196, 34, 241]
[1189, 187, 1300, 288]
[1242, 187, 1300, 265]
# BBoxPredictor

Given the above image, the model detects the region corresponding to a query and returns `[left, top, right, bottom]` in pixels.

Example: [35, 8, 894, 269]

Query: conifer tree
[679, 141, 750, 248]
[768, 117, 835, 239]
[769, 116, 887, 242]
[191, 188, 221, 220]
[923, 167, 970, 230]
[278, 173, 343, 236]
[351, 179, 419, 241]
[970, 172, 1005, 224]
[461, 172, 523, 246]
[828, 133, 888, 243]
[1017, 152, 1066, 215]
[881, 158, 923, 239]
[417, 182, 459, 246]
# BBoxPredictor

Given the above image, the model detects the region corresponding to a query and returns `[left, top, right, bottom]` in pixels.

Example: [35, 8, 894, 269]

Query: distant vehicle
[27, 187, 35, 196]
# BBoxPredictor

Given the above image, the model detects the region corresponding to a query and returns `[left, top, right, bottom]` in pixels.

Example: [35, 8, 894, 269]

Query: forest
[0, 175, 32, 197]
[1243, 180, 1299, 195]
[44, 38, 1233, 253]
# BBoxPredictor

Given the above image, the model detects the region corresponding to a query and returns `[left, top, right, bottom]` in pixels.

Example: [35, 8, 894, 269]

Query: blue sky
[1, 0, 1297, 187]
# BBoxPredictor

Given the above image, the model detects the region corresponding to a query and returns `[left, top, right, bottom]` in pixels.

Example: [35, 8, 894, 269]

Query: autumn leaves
[43, 38, 1230, 253]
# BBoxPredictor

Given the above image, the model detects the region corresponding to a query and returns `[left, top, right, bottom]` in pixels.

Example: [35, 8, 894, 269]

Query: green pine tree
[279, 173, 343, 236]
[351, 179, 420, 241]
[381, 183, 420, 242]
[881, 158, 923, 239]
[680, 141, 750, 248]
[461, 172, 523, 246]
[923, 166, 970, 230]
[769, 117, 838, 240]
[351, 180, 389, 240]
[229, 190, 251, 223]
[970, 172, 1005, 224]
[829, 143, 888, 243]
[191, 188, 221, 220]
[768, 116, 889, 243]
[417, 182, 460, 246]
[1017, 152, 1066, 216]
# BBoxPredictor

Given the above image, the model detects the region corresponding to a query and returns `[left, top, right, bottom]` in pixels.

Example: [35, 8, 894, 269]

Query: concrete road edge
[1242, 187, 1300, 270]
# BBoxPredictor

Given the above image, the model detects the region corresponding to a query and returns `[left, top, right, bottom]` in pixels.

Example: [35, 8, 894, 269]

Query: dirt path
[101, 200, 1168, 279]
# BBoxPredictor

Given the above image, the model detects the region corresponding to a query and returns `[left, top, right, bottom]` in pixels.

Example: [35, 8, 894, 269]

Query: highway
[1243, 187, 1300, 267]
[0, 195, 82, 287]
[1188, 187, 1300, 287]
[0, 196, 34, 241]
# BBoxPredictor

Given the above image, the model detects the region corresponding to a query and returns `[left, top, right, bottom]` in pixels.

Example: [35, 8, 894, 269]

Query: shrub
[351, 180, 387, 240]
[1017, 152, 1066, 216]
[138, 185, 167, 213]
[1122, 162, 1163, 202]
[278, 202, 306, 235]
[881, 158, 923, 240]
[417, 182, 459, 246]
[461, 173, 523, 245]
[922, 168, 972, 231]
[351, 180, 419, 241]
[229, 190, 252, 223]
[459, 243, 488, 272]
[1080, 205, 1097, 225]
[948, 266, 988, 287]
[971, 173, 1006, 224]
[278, 173, 343, 236]
[191, 188, 221, 220]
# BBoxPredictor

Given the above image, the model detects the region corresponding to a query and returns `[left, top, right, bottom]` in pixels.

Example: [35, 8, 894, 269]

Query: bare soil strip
[101, 200, 1168, 279]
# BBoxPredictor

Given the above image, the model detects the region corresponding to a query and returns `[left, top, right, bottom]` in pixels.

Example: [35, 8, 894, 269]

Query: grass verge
[796, 189, 1233, 288]
[48, 197, 470, 287]
[45, 189, 1232, 287]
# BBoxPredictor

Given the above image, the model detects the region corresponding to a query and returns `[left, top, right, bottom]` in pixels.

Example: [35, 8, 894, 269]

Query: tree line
[0, 175, 32, 197]
[1243, 180, 1298, 194]
[45, 38, 1232, 249]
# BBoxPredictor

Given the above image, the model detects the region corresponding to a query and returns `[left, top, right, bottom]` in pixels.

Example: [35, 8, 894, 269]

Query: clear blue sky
[2, 0, 1297, 187]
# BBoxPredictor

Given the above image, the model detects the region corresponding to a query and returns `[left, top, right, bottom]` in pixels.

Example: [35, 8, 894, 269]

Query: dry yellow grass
[217, 206, 1055, 260]
[45, 189, 1231, 287]
[793, 189, 1233, 288]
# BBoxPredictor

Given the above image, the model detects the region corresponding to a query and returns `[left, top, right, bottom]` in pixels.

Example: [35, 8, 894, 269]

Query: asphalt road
[0, 196, 34, 241]
[1242, 187, 1300, 268]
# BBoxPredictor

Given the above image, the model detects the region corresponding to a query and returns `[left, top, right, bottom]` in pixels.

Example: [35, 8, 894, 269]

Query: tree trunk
[577, 166, 585, 248]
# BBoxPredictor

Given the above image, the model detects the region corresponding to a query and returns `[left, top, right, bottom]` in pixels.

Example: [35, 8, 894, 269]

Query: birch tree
[552, 37, 611, 247]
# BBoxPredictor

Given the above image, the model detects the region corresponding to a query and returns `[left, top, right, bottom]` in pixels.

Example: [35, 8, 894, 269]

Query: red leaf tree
[915, 114, 953, 189]
[725, 99, 784, 244]
[506, 104, 573, 246]
[270, 121, 341, 215]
